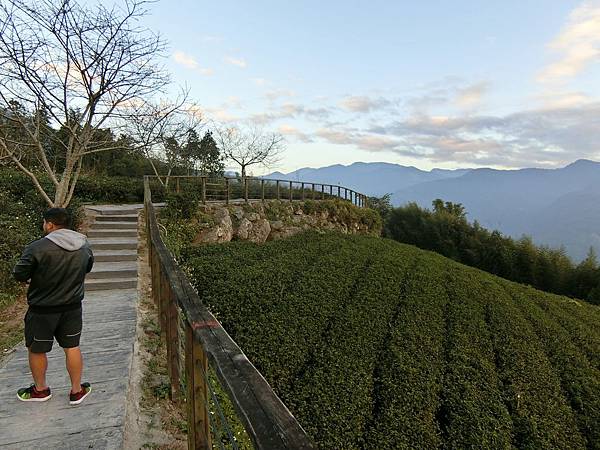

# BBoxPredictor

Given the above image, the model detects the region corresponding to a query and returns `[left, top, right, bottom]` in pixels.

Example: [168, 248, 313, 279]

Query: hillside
[174, 232, 600, 450]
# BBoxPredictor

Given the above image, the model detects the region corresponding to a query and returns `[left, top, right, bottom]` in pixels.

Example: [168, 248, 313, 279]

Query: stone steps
[88, 229, 138, 238]
[95, 214, 138, 222]
[91, 221, 138, 230]
[85, 277, 138, 291]
[84, 205, 140, 292]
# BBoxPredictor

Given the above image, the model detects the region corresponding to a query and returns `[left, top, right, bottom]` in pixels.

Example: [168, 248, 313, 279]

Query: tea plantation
[175, 232, 600, 449]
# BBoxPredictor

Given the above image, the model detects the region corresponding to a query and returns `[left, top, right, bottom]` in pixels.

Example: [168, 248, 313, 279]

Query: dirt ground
[122, 209, 187, 450]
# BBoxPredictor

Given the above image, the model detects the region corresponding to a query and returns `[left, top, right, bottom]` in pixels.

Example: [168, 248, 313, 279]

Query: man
[13, 207, 94, 405]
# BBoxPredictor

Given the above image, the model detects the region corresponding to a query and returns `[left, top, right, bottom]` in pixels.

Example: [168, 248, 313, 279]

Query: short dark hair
[43, 208, 71, 227]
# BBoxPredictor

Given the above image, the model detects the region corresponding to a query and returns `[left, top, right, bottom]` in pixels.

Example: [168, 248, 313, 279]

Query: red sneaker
[17, 384, 52, 402]
[69, 382, 92, 405]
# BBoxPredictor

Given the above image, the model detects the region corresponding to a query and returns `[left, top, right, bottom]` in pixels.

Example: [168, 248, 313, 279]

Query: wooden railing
[154, 175, 369, 208]
[144, 176, 314, 449]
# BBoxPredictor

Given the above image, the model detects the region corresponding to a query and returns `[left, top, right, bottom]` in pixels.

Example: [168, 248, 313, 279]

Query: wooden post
[225, 178, 230, 206]
[312, 183, 315, 200]
[337, 186, 341, 199]
[301, 182, 305, 201]
[201, 177, 206, 205]
[276, 180, 280, 200]
[330, 185, 333, 197]
[321, 184, 325, 200]
[166, 284, 180, 401]
[261, 179, 265, 202]
[186, 327, 211, 450]
[244, 177, 249, 203]
[289, 181, 293, 202]
[344, 188, 348, 201]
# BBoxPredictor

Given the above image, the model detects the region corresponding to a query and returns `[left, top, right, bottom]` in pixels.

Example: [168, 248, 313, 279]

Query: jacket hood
[45, 229, 88, 251]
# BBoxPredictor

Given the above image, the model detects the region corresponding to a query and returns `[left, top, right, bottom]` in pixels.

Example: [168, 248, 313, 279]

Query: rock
[294, 208, 304, 215]
[236, 218, 252, 240]
[247, 219, 271, 243]
[270, 220, 284, 231]
[291, 215, 303, 224]
[231, 206, 244, 221]
[247, 212, 261, 222]
[193, 208, 233, 244]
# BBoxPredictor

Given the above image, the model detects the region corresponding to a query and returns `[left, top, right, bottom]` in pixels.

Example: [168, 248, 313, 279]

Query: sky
[134, 0, 600, 174]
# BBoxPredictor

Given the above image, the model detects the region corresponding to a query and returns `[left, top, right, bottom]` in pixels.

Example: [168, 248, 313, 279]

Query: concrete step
[88, 229, 138, 238]
[95, 214, 138, 222]
[97, 208, 140, 216]
[90, 221, 138, 230]
[85, 277, 137, 291]
[89, 238, 138, 251]
[88, 261, 138, 280]
[93, 250, 138, 262]
[88, 269, 138, 280]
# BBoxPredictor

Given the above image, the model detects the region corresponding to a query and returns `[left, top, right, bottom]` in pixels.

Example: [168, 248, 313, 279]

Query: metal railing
[154, 175, 369, 208]
[144, 176, 314, 450]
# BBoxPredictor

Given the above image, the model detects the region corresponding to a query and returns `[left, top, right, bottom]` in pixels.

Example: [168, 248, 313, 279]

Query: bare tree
[126, 98, 203, 189]
[215, 126, 284, 178]
[0, 0, 174, 207]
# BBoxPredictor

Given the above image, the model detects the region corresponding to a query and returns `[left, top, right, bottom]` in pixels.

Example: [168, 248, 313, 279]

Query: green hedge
[168, 230, 600, 449]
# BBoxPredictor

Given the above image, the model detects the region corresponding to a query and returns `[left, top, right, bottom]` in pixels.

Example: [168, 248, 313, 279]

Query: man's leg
[28, 349, 49, 390]
[64, 347, 82, 394]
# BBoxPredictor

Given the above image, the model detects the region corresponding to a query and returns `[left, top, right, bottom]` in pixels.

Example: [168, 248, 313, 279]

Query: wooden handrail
[144, 176, 314, 450]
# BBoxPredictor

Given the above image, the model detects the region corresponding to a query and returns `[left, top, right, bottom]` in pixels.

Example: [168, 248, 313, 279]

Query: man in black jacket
[13, 208, 94, 405]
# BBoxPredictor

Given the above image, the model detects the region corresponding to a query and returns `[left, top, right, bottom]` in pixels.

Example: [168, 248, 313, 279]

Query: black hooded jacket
[13, 228, 94, 313]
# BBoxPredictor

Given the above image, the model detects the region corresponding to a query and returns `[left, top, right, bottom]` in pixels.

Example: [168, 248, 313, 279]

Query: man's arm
[86, 247, 94, 274]
[13, 244, 36, 282]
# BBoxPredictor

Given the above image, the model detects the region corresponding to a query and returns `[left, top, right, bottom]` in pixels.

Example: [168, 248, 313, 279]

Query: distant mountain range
[265, 159, 600, 261]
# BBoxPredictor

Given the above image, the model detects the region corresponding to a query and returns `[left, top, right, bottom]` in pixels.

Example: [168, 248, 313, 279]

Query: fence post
[321, 184, 325, 200]
[337, 186, 341, 199]
[276, 180, 280, 200]
[261, 179, 265, 202]
[244, 177, 249, 203]
[301, 182, 305, 201]
[311, 183, 315, 200]
[289, 181, 293, 202]
[201, 177, 206, 205]
[225, 178, 230, 206]
[186, 326, 211, 450]
[164, 279, 180, 401]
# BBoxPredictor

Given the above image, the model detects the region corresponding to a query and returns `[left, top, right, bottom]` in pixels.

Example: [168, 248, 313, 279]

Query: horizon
[262, 157, 600, 176]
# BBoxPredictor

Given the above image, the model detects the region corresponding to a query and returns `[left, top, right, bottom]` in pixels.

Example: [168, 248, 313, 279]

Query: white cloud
[264, 89, 296, 101]
[339, 95, 391, 113]
[224, 56, 247, 68]
[455, 82, 490, 108]
[173, 51, 213, 76]
[278, 124, 313, 143]
[537, 1, 600, 84]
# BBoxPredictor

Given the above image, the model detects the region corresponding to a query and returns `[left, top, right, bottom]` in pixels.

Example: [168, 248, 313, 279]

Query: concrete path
[0, 205, 142, 449]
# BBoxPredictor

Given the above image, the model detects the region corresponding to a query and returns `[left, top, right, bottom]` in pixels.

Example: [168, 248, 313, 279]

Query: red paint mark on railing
[191, 320, 220, 330]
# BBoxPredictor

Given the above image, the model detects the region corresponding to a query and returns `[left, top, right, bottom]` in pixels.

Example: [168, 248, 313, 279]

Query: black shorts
[24, 307, 83, 353]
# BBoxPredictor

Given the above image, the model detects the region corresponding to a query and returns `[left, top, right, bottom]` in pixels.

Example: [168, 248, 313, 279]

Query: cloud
[338, 95, 392, 113]
[315, 128, 401, 152]
[278, 124, 313, 143]
[173, 51, 213, 75]
[264, 89, 296, 101]
[367, 102, 600, 167]
[455, 82, 490, 108]
[537, 1, 600, 84]
[202, 35, 223, 43]
[224, 56, 247, 68]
